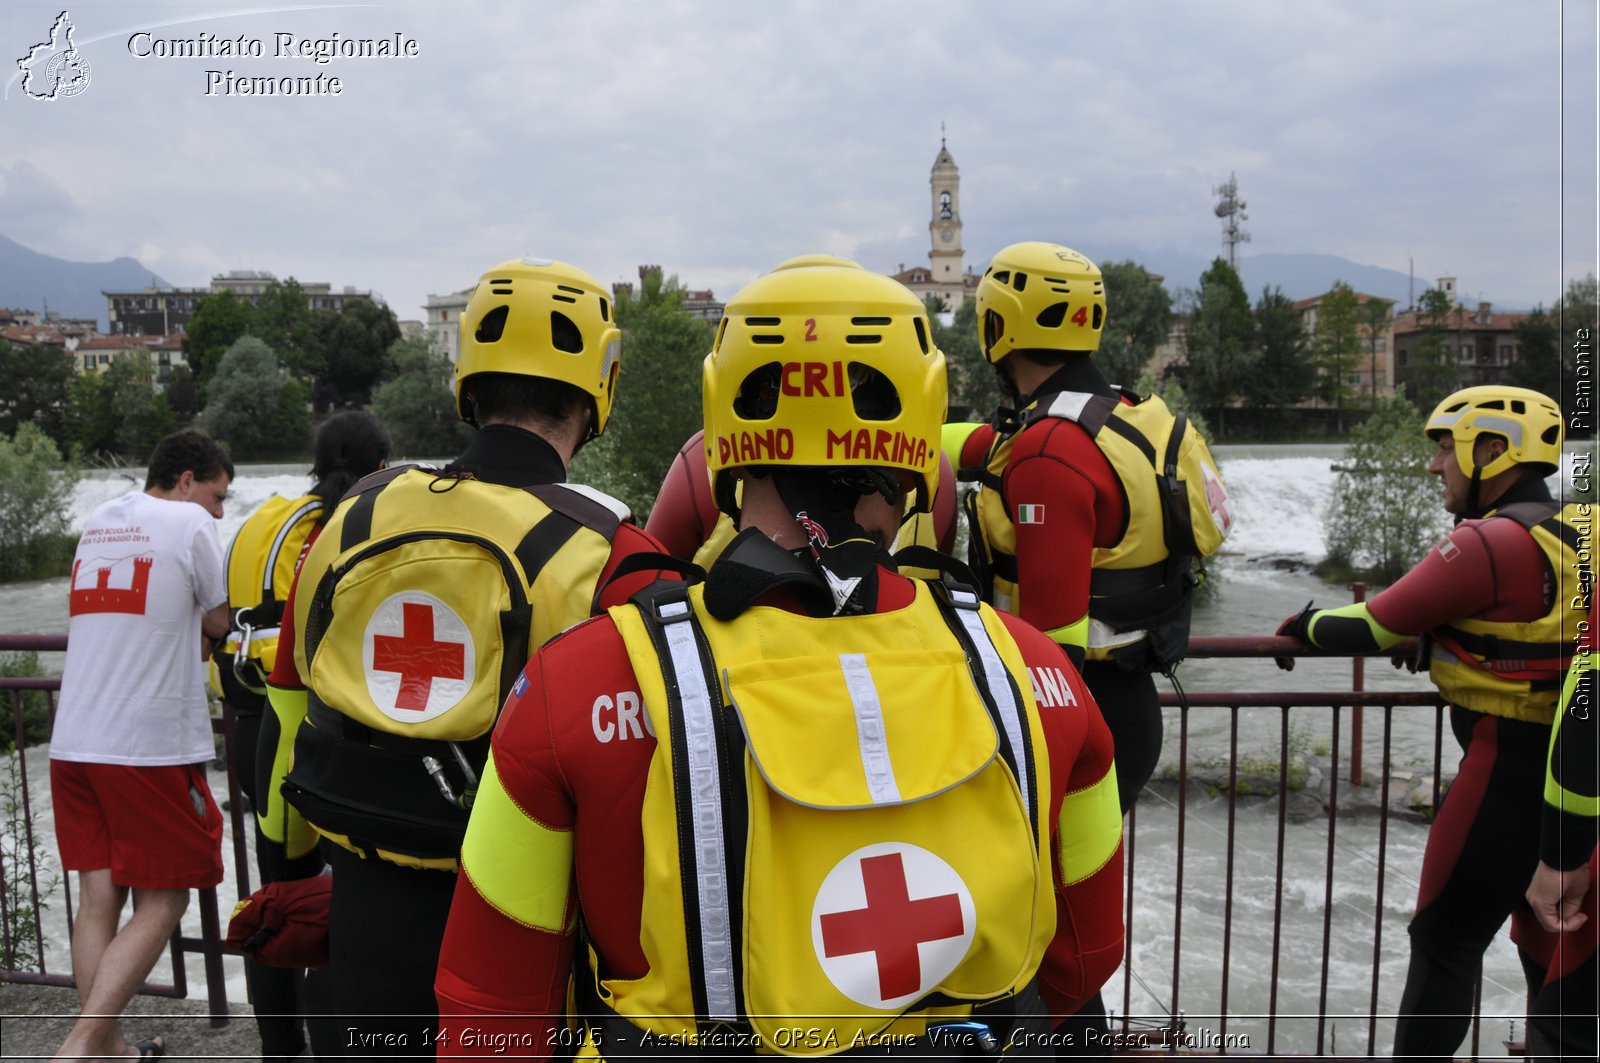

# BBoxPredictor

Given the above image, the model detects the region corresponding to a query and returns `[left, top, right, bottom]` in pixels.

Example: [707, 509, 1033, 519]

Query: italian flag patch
[1016, 504, 1046, 524]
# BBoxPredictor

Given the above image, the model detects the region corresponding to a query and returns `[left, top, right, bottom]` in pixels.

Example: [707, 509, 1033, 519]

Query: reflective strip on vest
[1042, 391, 1096, 423]
[660, 598, 739, 1022]
[946, 588, 1034, 827]
[263, 499, 323, 598]
[1058, 770, 1121, 885]
[460, 753, 572, 932]
[839, 653, 902, 805]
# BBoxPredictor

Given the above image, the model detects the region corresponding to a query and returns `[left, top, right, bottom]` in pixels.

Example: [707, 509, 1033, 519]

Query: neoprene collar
[445, 423, 567, 489]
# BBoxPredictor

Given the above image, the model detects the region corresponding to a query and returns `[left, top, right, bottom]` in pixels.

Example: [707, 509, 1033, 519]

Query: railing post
[1349, 581, 1367, 787]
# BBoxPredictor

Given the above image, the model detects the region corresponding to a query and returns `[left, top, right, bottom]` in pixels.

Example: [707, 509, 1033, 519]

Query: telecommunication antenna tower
[1213, 172, 1250, 269]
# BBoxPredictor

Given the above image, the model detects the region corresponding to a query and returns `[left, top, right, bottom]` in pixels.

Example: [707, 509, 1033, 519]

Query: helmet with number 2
[975, 241, 1106, 364]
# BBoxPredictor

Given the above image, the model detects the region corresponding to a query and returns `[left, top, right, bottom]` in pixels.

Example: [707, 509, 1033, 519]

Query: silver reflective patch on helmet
[1470, 413, 1524, 446]
[599, 338, 620, 382]
[521, 256, 555, 267]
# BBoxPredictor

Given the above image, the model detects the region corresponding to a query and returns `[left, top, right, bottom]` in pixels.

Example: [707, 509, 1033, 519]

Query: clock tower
[928, 133, 963, 291]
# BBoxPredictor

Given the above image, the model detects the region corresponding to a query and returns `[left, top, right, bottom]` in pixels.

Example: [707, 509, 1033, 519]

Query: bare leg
[53, 886, 189, 1060]
[68, 870, 127, 1006]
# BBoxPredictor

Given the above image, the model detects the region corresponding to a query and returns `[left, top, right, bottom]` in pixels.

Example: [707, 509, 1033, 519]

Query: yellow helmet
[455, 257, 622, 437]
[771, 253, 864, 272]
[703, 262, 946, 511]
[975, 241, 1105, 364]
[1425, 385, 1564, 479]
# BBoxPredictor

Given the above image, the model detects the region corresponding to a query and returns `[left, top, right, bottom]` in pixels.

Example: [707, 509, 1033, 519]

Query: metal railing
[1, 626, 1512, 1058]
[0, 633, 245, 1028]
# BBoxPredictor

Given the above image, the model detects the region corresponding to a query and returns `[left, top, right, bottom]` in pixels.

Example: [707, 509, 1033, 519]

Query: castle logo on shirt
[1015, 504, 1046, 525]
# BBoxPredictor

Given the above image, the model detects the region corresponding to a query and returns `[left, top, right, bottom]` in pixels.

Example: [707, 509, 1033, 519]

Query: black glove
[1273, 600, 1317, 671]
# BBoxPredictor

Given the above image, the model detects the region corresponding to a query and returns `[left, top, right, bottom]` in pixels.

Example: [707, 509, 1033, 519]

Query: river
[1, 445, 1587, 1054]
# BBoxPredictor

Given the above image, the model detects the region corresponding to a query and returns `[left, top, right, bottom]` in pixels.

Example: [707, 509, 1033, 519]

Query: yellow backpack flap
[294, 467, 623, 743]
[607, 580, 1053, 1053]
[223, 494, 323, 677]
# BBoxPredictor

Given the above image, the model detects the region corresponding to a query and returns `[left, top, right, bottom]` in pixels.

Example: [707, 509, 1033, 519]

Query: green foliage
[1557, 274, 1598, 429]
[1325, 395, 1448, 583]
[1097, 260, 1174, 389]
[0, 425, 79, 583]
[62, 370, 116, 458]
[1356, 297, 1395, 412]
[164, 363, 199, 420]
[1312, 282, 1362, 427]
[199, 336, 312, 461]
[0, 338, 75, 444]
[2, 746, 59, 972]
[0, 654, 52, 751]
[316, 297, 403, 409]
[1407, 288, 1461, 412]
[575, 272, 714, 518]
[109, 355, 178, 458]
[930, 298, 1000, 421]
[371, 339, 474, 459]
[251, 279, 326, 381]
[1250, 286, 1315, 431]
[1182, 258, 1258, 435]
[182, 290, 253, 389]
[1133, 370, 1212, 442]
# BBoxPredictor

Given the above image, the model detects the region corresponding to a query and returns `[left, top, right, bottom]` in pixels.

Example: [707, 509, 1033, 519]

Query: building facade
[1295, 290, 1397, 404]
[105, 271, 379, 335]
[890, 138, 981, 310]
[1392, 278, 1529, 395]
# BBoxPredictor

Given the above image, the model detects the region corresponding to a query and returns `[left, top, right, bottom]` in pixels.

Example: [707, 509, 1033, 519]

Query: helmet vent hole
[714, 318, 728, 352]
[550, 311, 584, 354]
[1510, 400, 1526, 414]
[1043, 276, 1067, 285]
[984, 310, 1005, 350]
[1012, 273, 1028, 292]
[556, 285, 584, 295]
[491, 288, 513, 296]
[846, 334, 882, 345]
[993, 271, 1010, 285]
[851, 317, 892, 326]
[1480, 399, 1506, 410]
[848, 362, 901, 421]
[1092, 305, 1104, 330]
[1542, 425, 1560, 444]
[552, 294, 577, 304]
[599, 299, 610, 323]
[734, 362, 782, 420]
[474, 305, 510, 344]
[745, 317, 781, 327]
[914, 317, 930, 354]
[751, 334, 785, 345]
[1035, 302, 1070, 328]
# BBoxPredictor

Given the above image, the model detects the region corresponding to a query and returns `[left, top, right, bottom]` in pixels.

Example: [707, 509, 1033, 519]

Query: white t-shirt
[51, 491, 228, 766]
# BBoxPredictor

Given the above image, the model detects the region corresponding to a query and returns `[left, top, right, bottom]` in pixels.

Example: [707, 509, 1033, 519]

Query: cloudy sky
[2, 0, 1594, 321]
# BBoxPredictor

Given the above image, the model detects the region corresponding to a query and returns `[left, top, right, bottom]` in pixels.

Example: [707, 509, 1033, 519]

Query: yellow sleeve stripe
[459, 754, 574, 932]
[1057, 768, 1122, 885]
[1545, 659, 1600, 816]
[1044, 615, 1090, 651]
[942, 421, 984, 465]
[261, 684, 315, 857]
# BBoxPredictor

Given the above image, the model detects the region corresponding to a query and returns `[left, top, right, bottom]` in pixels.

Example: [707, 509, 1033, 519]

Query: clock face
[940, 227, 954, 242]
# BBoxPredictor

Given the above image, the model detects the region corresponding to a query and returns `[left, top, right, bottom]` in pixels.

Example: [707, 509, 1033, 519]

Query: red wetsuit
[646, 429, 960, 559]
[435, 570, 1125, 1057]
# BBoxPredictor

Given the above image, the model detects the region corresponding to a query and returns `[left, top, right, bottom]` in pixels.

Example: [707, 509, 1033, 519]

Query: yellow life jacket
[282, 465, 627, 868]
[964, 389, 1230, 672]
[598, 577, 1054, 1053]
[220, 493, 324, 695]
[1428, 501, 1593, 723]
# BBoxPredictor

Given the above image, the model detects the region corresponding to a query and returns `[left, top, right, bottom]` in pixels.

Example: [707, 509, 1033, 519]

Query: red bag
[226, 875, 332, 968]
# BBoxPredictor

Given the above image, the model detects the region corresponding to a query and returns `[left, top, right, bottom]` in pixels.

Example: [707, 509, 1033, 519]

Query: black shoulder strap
[336, 465, 421, 552]
[1492, 500, 1563, 531]
[524, 483, 624, 542]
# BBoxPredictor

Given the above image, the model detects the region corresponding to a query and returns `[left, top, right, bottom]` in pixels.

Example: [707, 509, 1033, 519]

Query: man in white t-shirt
[49, 429, 234, 1061]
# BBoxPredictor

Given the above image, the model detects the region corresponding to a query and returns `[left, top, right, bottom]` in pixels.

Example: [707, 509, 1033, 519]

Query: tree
[182, 290, 253, 390]
[1325, 395, 1449, 583]
[1557, 273, 1598, 431]
[317, 297, 403, 409]
[1097, 260, 1174, 390]
[105, 354, 177, 458]
[164, 364, 199, 420]
[1507, 306, 1561, 400]
[200, 336, 311, 461]
[930, 297, 1000, 421]
[0, 423, 78, 582]
[62, 370, 117, 459]
[1250, 286, 1314, 432]
[1312, 282, 1362, 433]
[370, 339, 473, 459]
[1356, 297, 1394, 412]
[1182, 258, 1257, 436]
[573, 271, 714, 518]
[1408, 287, 1461, 412]
[252, 279, 327, 381]
[0, 338, 74, 444]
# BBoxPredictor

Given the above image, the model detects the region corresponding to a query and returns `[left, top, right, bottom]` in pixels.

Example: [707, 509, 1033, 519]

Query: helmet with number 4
[702, 261, 946, 512]
[975, 241, 1106, 364]
[455, 257, 622, 438]
[1425, 385, 1564, 479]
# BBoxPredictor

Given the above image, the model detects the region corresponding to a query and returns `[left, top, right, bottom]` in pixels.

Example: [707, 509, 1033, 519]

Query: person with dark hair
[435, 259, 1124, 1058]
[1275, 386, 1590, 1062]
[215, 409, 392, 1062]
[263, 257, 670, 1056]
[50, 429, 234, 1060]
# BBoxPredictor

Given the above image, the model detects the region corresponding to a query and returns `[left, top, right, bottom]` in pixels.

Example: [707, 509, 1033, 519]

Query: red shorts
[51, 760, 224, 890]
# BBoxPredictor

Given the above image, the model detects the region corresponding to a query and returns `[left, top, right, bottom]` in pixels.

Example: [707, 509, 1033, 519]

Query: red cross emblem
[363, 592, 475, 722]
[811, 843, 976, 1009]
